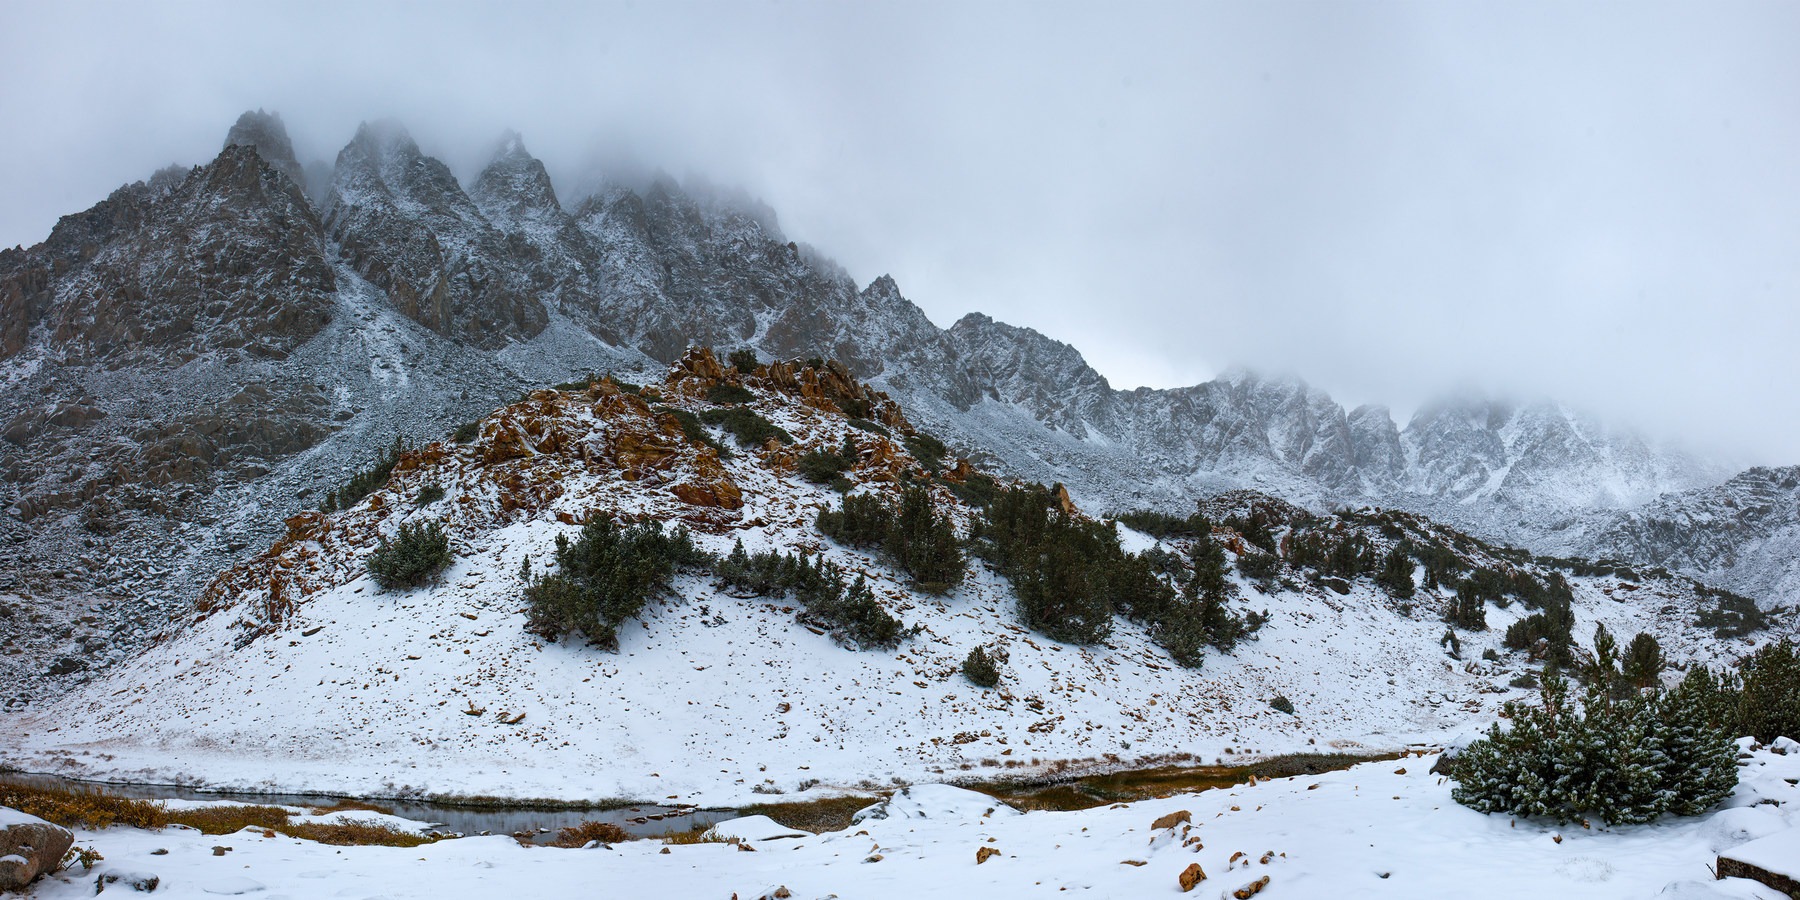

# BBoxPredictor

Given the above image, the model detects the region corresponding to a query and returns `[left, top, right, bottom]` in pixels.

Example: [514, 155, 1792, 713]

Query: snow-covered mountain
[2, 350, 1760, 801]
[0, 110, 1783, 698]
[1556, 465, 1800, 603]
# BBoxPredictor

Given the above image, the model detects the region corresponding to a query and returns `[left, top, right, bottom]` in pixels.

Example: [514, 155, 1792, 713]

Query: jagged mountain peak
[470, 130, 563, 226]
[488, 128, 531, 163]
[223, 108, 304, 187]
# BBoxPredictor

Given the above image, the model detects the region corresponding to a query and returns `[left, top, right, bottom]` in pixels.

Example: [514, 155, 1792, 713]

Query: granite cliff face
[0, 111, 1783, 699]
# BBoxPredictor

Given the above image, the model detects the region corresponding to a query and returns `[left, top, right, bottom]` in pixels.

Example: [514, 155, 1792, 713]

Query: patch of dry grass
[165, 804, 292, 833]
[279, 821, 435, 847]
[659, 826, 731, 845]
[549, 820, 631, 847]
[0, 780, 433, 847]
[736, 796, 875, 833]
[0, 782, 168, 830]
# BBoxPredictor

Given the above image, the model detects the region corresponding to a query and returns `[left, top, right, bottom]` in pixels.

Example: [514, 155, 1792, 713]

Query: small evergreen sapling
[367, 520, 452, 590]
[961, 646, 1001, 688]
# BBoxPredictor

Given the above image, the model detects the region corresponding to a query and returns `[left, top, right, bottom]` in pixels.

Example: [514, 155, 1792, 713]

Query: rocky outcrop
[0, 807, 74, 892]
[324, 120, 546, 347]
[224, 109, 305, 187]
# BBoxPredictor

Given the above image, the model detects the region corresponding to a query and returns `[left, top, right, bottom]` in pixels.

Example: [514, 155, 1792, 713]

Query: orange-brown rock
[943, 458, 975, 483]
[1152, 810, 1192, 831]
[610, 427, 681, 473]
[483, 419, 532, 464]
[975, 846, 1000, 864]
[671, 475, 744, 510]
[283, 510, 327, 542]
[1232, 875, 1271, 899]
[673, 346, 730, 383]
[1179, 863, 1207, 892]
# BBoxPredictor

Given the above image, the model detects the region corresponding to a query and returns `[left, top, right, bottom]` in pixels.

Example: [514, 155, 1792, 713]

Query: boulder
[1151, 809, 1191, 831]
[976, 846, 999, 864]
[0, 806, 74, 892]
[1178, 862, 1206, 892]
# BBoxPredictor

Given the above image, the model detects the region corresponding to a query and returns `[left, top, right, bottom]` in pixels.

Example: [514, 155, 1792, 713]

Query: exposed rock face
[324, 120, 546, 347]
[224, 108, 306, 187]
[1565, 466, 1800, 600]
[0, 807, 74, 892]
[2, 142, 333, 366]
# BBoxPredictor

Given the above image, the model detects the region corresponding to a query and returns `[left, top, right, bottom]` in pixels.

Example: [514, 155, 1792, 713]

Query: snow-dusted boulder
[0, 806, 74, 892]
[850, 784, 1020, 824]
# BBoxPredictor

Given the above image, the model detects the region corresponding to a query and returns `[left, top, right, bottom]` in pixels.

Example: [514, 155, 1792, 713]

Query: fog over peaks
[1, 1, 1795, 462]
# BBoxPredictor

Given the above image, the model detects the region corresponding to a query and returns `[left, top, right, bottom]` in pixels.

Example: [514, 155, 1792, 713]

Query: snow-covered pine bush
[713, 541, 905, 650]
[366, 520, 452, 590]
[1734, 638, 1800, 743]
[962, 646, 1001, 688]
[1450, 670, 1737, 825]
[523, 516, 705, 649]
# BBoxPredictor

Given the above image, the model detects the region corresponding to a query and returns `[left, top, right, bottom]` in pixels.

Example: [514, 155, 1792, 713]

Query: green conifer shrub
[729, 348, 759, 374]
[522, 517, 705, 650]
[322, 436, 405, 512]
[1734, 639, 1800, 743]
[657, 406, 731, 458]
[700, 407, 792, 448]
[962, 646, 1001, 688]
[1622, 632, 1666, 690]
[1374, 546, 1415, 598]
[1450, 671, 1737, 825]
[706, 383, 757, 405]
[903, 431, 948, 471]
[367, 520, 452, 590]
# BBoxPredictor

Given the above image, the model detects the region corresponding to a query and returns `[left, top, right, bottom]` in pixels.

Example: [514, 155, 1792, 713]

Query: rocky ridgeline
[194, 348, 942, 644]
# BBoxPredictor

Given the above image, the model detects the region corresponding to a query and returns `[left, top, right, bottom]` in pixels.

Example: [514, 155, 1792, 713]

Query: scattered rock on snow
[94, 868, 161, 892]
[976, 846, 999, 864]
[1151, 809, 1191, 831]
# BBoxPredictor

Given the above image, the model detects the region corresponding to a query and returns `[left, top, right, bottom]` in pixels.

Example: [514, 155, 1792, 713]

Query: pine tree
[961, 646, 1001, 687]
[1374, 546, 1415, 599]
[1622, 632, 1665, 690]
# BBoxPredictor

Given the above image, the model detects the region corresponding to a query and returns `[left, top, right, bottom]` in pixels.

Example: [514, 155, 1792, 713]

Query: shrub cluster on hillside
[321, 436, 405, 512]
[366, 520, 452, 590]
[706, 382, 757, 405]
[797, 434, 860, 490]
[974, 486, 1260, 661]
[716, 541, 905, 648]
[903, 430, 948, 472]
[700, 406, 791, 448]
[817, 486, 965, 593]
[523, 517, 707, 649]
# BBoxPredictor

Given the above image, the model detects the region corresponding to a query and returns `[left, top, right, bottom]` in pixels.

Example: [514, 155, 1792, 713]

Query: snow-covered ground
[21, 745, 1800, 899]
[0, 362, 1761, 806]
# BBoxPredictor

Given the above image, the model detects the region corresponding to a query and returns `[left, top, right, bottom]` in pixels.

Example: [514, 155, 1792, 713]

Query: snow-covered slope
[3, 352, 1763, 804]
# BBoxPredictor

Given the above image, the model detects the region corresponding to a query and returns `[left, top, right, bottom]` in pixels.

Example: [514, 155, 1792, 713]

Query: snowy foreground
[25, 745, 1800, 899]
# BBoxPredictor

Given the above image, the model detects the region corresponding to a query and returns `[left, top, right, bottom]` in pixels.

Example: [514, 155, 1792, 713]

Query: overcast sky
[3, 1, 1797, 462]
